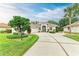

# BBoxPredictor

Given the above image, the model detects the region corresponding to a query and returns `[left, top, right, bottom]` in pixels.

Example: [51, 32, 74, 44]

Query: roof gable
[0, 23, 11, 28]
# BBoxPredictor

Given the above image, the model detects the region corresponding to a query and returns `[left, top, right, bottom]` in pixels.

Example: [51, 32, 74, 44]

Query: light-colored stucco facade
[31, 22, 57, 33]
[64, 21, 79, 33]
[0, 23, 15, 33]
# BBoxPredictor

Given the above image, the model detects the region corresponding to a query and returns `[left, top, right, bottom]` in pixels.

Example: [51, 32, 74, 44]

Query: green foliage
[9, 16, 30, 33]
[49, 29, 56, 33]
[72, 3, 79, 15]
[62, 3, 79, 27]
[7, 34, 28, 39]
[6, 29, 12, 33]
[0, 34, 39, 56]
[49, 26, 63, 33]
[59, 17, 79, 27]
[13, 33, 18, 35]
[0, 29, 12, 33]
[0, 30, 6, 33]
[53, 26, 63, 33]
[56, 26, 63, 32]
[63, 4, 79, 33]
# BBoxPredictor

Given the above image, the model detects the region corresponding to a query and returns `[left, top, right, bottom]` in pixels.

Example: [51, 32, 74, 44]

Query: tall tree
[59, 17, 78, 27]
[9, 16, 30, 34]
[73, 4, 79, 16]
[64, 7, 73, 33]
[64, 3, 79, 33]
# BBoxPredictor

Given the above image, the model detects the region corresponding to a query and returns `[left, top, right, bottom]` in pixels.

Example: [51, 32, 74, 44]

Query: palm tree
[64, 3, 79, 33]
[64, 7, 73, 33]
[73, 3, 79, 16]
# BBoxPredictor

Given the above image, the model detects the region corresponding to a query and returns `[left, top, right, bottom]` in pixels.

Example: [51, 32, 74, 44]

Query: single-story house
[31, 21, 57, 33]
[0, 23, 16, 33]
[64, 21, 79, 33]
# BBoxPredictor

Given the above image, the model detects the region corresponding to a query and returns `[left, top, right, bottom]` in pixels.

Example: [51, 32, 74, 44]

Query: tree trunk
[69, 17, 71, 33]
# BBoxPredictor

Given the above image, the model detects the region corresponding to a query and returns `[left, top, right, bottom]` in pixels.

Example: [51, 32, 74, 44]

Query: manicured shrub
[0, 30, 6, 33]
[7, 34, 28, 39]
[56, 26, 63, 32]
[13, 33, 18, 35]
[0, 29, 12, 33]
[49, 29, 56, 33]
[6, 29, 12, 33]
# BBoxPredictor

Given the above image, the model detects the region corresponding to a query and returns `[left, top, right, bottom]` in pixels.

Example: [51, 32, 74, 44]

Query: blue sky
[0, 3, 72, 23]
[16, 3, 71, 13]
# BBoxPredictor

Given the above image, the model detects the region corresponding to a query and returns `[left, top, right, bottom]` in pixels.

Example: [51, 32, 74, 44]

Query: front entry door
[42, 26, 46, 32]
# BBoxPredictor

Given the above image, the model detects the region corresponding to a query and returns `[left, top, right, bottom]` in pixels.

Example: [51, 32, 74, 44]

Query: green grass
[7, 34, 28, 39]
[0, 33, 39, 56]
[64, 33, 79, 41]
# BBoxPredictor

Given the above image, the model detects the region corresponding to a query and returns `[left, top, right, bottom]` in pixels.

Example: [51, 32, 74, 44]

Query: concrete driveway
[23, 33, 79, 56]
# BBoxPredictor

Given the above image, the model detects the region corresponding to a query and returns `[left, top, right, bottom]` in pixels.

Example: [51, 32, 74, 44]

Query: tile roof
[0, 23, 11, 28]
[64, 21, 79, 28]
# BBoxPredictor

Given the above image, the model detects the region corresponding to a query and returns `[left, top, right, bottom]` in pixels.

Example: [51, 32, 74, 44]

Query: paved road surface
[23, 33, 79, 56]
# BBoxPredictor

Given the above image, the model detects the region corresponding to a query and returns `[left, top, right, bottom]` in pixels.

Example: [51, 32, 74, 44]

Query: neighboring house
[64, 21, 79, 33]
[31, 21, 57, 33]
[0, 23, 11, 32]
[0, 23, 16, 33]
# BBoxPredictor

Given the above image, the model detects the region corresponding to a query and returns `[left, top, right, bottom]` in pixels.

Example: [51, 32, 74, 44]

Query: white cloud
[35, 8, 65, 22]
[0, 3, 29, 23]
[0, 3, 39, 23]
[0, 3, 66, 23]
[43, 8, 53, 12]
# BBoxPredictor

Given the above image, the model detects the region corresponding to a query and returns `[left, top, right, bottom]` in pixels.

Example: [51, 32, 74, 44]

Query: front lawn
[0, 33, 39, 56]
[64, 33, 79, 41]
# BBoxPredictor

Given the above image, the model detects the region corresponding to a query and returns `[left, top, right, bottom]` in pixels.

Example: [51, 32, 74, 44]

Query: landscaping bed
[0, 34, 39, 56]
[64, 33, 79, 41]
